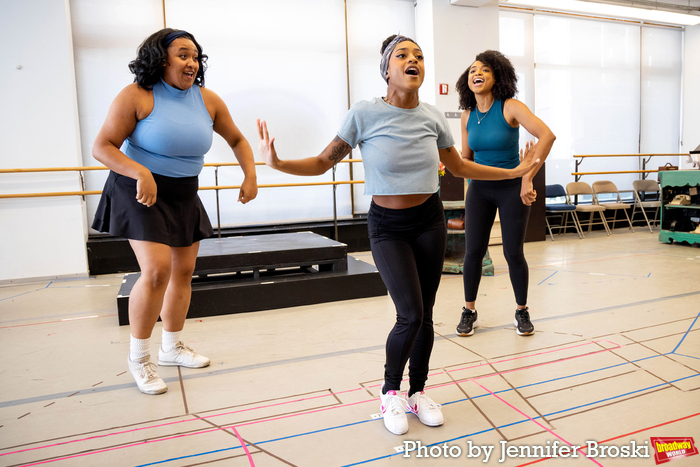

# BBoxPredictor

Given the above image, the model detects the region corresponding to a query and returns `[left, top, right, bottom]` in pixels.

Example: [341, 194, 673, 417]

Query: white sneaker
[158, 341, 210, 368]
[379, 383, 408, 435]
[406, 391, 444, 427]
[127, 355, 167, 395]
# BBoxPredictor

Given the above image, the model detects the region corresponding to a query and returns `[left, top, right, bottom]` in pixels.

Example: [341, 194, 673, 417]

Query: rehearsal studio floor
[1, 228, 699, 467]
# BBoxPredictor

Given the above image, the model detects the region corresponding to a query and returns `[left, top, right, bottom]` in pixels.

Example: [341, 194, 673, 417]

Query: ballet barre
[0, 160, 365, 238]
[572, 153, 687, 181]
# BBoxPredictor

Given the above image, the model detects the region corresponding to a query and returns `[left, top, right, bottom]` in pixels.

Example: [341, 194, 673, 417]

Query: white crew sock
[129, 335, 151, 362]
[161, 329, 182, 353]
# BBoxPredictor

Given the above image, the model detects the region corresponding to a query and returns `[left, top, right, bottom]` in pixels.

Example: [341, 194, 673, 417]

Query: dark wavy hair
[128, 28, 208, 90]
[380, 34, 419, 55]
[456, 50, 517, 110]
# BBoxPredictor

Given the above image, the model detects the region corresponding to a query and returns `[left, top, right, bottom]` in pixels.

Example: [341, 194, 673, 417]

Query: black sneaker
[456, 307, 478, 336]
[514, 307, 534, 336]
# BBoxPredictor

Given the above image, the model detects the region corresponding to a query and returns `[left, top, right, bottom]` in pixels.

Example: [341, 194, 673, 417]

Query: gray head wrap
[380, 35, 418, 83]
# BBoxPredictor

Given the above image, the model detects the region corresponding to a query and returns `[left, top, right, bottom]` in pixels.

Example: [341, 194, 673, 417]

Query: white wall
[346, 0, 416, 213]
[0, 0, 88, 282]
[416, 0, 500, 144]
[681, 23, 700, 166]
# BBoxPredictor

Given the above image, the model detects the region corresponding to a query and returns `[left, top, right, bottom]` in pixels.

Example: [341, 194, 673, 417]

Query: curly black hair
[456, 50, 517, 110]
[380, 34, 418, 55]
[128, 28, 208, 90]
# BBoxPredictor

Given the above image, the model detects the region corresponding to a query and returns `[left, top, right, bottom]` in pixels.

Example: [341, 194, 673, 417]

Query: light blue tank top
[467, 99, 520, 169]
[121, 79, 213, 177]
[337, 98, 455, 195]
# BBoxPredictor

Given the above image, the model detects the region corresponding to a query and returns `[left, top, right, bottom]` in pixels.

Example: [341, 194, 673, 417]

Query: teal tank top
[467, 99, 520, 169]
[121, 79, 213, 177]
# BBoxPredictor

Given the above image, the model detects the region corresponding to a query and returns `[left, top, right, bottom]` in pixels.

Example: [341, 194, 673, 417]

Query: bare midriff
[372, 193, 433, 210]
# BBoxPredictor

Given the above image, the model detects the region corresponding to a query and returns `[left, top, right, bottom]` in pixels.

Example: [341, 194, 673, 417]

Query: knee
[504, 251, 526, 267]
[171, 263, 196, 282]
[140, 263, 171, 291]
[398, 310, 424, 336]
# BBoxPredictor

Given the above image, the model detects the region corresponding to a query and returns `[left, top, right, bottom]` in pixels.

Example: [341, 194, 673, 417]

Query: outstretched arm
[257, 119, 352, 176]
[440, 142, 539, 180]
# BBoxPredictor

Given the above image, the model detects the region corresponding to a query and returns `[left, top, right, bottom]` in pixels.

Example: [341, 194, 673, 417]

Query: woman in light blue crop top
[258, 35, 539, 436]
[91, 29, 258, 396]
[454, 50, 556, 339]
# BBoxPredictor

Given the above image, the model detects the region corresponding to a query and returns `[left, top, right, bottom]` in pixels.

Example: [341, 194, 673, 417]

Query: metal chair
[566, 182, 611, 236]
[545, 184, 583, 240]
[631, 179, 661, 233]
[592, 181, 634, 233]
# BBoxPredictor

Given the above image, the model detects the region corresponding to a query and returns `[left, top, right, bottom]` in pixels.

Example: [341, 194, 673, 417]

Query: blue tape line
[538, 271, 558, 285]
[671, 311, 700, 354]
[142, 352, 695, 467]
[0, 288, 46, 302]
[673, 353, 700, 361]
[135, 445, 244, 467]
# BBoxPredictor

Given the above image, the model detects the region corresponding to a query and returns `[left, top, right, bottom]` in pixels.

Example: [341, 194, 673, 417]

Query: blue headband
[164, 30, 190, 47]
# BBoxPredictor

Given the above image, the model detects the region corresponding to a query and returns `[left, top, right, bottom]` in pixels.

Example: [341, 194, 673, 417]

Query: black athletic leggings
[368, 192, 446, 393]
[463, 178, 530, 306]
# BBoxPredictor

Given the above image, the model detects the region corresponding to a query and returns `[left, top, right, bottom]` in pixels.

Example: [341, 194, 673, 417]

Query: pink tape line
[231, 426, 255, 467]
[471, 379, 604, 467]
[5, 340, 621, 463]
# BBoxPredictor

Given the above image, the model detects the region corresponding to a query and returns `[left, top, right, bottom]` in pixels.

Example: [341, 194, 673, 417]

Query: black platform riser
[116, 256, 386, 326]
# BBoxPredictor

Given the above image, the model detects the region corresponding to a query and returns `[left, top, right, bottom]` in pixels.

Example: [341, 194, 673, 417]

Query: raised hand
[257, 119, 279, 169]
[514, 141, 539, 178]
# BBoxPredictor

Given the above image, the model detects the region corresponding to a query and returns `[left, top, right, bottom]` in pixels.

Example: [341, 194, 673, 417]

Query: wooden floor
[1, 229, 699, 466]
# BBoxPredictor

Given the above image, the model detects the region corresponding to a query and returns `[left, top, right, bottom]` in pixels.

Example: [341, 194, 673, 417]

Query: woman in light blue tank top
[91, 29, 258, 396]
[257, 36, 540, 436]
[455, 50, 556, 339]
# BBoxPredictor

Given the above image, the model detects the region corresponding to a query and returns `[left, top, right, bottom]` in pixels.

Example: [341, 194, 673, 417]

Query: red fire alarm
[439, 84, 448, 95]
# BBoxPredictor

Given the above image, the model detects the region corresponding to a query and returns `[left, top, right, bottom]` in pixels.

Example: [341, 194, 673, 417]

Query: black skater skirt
[92, 171, 213, 247]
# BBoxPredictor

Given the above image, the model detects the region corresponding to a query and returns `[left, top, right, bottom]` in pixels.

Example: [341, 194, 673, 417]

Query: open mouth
[405, 67, 420, 76]
[184, 71, 195, 79]
[473, 77, 484, 85]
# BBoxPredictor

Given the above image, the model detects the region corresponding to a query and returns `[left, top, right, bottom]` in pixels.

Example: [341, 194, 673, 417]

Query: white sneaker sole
[158, 359, 210, 368]
[411, 412, 444, 427]
[456, 319, 479, 337]
[138, 384, 168, 395]
[514, 319, 534, 336]
[383, 418, 408, 435]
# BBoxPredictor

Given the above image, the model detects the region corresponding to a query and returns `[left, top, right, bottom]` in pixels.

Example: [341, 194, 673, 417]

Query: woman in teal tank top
[92, 29, 258, 396]
[455, 50, 556, 338]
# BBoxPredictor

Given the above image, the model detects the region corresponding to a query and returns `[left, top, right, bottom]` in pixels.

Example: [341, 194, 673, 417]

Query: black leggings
[368, 193, 446, 393]
[463, 178, 530, 306]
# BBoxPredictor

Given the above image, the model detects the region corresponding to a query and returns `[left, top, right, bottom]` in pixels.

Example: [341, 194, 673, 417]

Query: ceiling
[507, 0, 700, 16]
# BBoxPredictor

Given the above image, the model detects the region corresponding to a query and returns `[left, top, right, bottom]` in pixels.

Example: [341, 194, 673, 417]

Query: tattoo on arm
[328, 136, 351, 164]
[445, 147, 452, 153]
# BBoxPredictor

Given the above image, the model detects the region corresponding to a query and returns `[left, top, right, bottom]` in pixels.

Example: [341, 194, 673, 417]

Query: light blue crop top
[337, 98, 455, 195]
[121, 79, 214, 177]
[467, 100, 520, 169]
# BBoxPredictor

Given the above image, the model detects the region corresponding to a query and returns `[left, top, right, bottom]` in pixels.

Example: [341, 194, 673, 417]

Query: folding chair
[592, 181, 634, 233]
[566, 182, 611, 236]
[631, 179, 661, 233]
[545, 184, 583, 240]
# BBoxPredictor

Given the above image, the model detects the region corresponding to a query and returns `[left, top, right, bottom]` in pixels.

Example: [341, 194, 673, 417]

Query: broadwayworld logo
[651, 437, 698, 465]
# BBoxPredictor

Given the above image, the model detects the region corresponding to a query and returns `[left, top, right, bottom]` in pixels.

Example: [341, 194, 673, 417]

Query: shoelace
[460, 310, 474, 325]
[173, 342, 196, 356]
[137, 361, 159, 382]
[414, 393, 441, 411]
[516, 308, 530, 321]
[384, 393, 405, 415]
